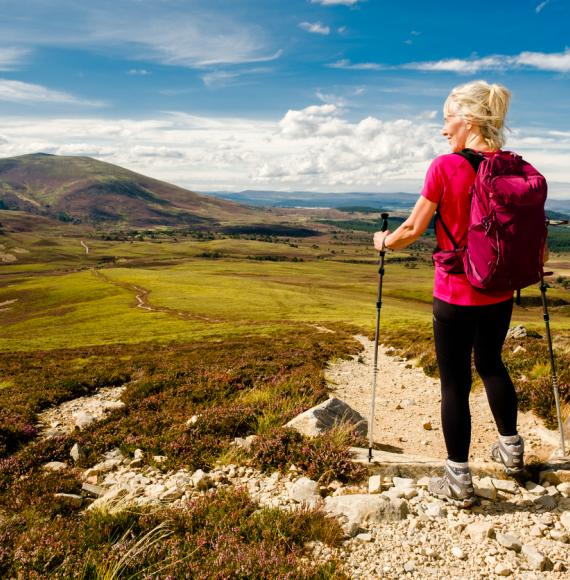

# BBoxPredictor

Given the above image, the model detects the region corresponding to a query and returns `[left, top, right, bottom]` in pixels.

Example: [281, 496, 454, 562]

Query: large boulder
[285, 397, 367, 437]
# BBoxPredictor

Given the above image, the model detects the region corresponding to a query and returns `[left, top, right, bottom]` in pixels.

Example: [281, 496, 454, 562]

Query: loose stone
[465, 521, 495, 542]
[494, 563, 512, 576]
[451, 546, 466, 560]
[43, 461, 68, 472]
[521, 544, 549, 571]
[496, 532, 521, 552]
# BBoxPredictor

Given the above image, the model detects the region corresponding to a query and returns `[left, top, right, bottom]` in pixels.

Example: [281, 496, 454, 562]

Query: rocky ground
[327, 335, 561, 463]
[45, 446, 570, 579]
[37, 331, 570, 579]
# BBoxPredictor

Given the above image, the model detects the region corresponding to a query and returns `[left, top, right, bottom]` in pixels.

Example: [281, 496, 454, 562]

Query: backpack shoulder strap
[455, 148, 485, 173]
[434, 149, 486, 248]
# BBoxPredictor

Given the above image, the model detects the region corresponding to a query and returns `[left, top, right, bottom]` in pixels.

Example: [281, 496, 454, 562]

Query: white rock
[73, 411, 97, 430]
[191, 469, 212, 491]
[560, 511, 570, 531]
[134, 449, 144, 460]
[473, 477, 497, 500]
[393, 477, 415, 488]
[355, 533, 373, 542]
[88, 458, 122, 475]
[451, 546, 466, 560]
[521, 544, 549, 571]
[416, 477, 430, 488]
[495, 563, 512, 576]
[496, 532, 522, 552]
[43, 461, 68, 472]
[403, 560, 415, 572]
[186, 415, 199, 427]
[153, 455, 167, 464]
[145, 483, 166, 498]
[284, 397, 367, 437]
[324, 494, 408, 537]
[82, 483, 106, 498]
[424, 502, 447, 518]
[70, 443, 83, 463]
[557, 482, 570, 496]
[288, 477, 321, 504]
[492, 479, 519, 494]
[368, 475, 382, 494]
[549, 529, 568, 542]
[87, 485, 131, 512]
[101, 401, 125, 411]
[465, 521, 495, 542]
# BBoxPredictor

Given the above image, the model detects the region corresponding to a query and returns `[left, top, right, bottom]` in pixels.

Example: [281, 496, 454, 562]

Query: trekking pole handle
[380, 212, 389, 233]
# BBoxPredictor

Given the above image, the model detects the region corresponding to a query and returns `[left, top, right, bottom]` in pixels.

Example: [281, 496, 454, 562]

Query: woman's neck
[465, 133, 494, 152]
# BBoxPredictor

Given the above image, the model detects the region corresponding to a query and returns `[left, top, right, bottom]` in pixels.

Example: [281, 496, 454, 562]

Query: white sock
[446, 459, 469, 469]
[499, 434, 520, 446]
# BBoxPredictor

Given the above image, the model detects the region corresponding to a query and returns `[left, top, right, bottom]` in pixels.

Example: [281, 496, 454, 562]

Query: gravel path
[326, 335, 558, 464]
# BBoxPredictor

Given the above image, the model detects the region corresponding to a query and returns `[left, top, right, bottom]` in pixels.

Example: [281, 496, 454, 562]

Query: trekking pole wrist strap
[381, 236, 393, 252]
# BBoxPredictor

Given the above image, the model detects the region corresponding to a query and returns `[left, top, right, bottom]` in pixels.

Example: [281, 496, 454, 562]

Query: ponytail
[445, 81, 511, 149]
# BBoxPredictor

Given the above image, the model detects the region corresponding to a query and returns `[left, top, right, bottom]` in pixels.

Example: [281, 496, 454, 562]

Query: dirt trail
[327, 335, 559, 463]
[91, 269, 222, 322]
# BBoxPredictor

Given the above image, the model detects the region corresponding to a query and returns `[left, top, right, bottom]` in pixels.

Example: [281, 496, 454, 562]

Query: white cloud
[127, 69, 150, 76]
[0, 3, 283, 69]
[310, 0, 362, 5]
[404, 56, 507, 73]
[201, 67, 272, 88]
[536, 1, 550, 13]
[0, 47, 29, 71]
[201, 71, 242, 88]
[299, 21, 331, 35]
[0, 107, 568, 195]
[402, 49, 570, 73]
[328, 59, 383, 70]
[515, 49, 570, 72]
[0, 79, 104, 106]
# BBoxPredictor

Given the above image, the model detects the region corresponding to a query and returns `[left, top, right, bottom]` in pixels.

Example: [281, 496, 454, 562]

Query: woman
[373, 80, 525, 508]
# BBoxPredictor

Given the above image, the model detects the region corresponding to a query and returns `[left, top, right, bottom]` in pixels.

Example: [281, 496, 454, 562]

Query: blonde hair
[444, 80, 511, 150]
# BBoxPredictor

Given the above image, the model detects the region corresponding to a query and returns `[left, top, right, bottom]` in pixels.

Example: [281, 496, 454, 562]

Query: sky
[0, 0, 569, 197]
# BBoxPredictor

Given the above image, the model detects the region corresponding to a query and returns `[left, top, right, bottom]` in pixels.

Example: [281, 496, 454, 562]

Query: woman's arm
[373, 196, 438, 251]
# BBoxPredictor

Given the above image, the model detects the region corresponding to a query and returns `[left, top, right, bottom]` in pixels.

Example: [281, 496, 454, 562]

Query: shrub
[250, 426, 367, 485]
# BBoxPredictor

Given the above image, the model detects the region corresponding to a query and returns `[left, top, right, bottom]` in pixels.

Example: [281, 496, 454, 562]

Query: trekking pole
[539, 274, 566, 457]
[541, 218, 569, 457]
[368, 212, 389, 462]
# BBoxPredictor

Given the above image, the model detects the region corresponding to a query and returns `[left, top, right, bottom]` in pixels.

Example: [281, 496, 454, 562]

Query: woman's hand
[373, 230, 392, 252]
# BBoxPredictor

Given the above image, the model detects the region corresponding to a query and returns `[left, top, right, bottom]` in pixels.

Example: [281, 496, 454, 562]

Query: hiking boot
[491, 435, 525, 475]
[428, 462, 476, 508]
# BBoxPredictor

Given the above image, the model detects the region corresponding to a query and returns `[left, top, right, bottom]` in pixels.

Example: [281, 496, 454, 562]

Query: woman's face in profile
[441, 102, 470, 153]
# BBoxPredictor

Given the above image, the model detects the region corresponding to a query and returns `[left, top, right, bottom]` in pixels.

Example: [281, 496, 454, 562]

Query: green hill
[0, 153, 259, 228]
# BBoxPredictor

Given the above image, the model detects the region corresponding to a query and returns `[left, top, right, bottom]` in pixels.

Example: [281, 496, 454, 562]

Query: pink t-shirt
[421, 152, 513, 306]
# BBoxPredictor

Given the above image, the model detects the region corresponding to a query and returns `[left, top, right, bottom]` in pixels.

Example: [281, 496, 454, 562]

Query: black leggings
[433, 297, 518, 463]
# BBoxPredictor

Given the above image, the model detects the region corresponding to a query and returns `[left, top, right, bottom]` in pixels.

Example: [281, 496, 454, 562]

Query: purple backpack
[433, 149, 548, 292]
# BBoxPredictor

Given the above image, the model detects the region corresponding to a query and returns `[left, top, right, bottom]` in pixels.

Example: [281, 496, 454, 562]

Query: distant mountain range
[203, 189, 419, 210]
[0, 153, 259, 228]
[204, 189, 570, 215]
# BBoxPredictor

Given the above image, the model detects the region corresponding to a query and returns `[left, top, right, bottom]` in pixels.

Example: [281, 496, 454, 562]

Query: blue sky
[0, 0, 569, 196]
